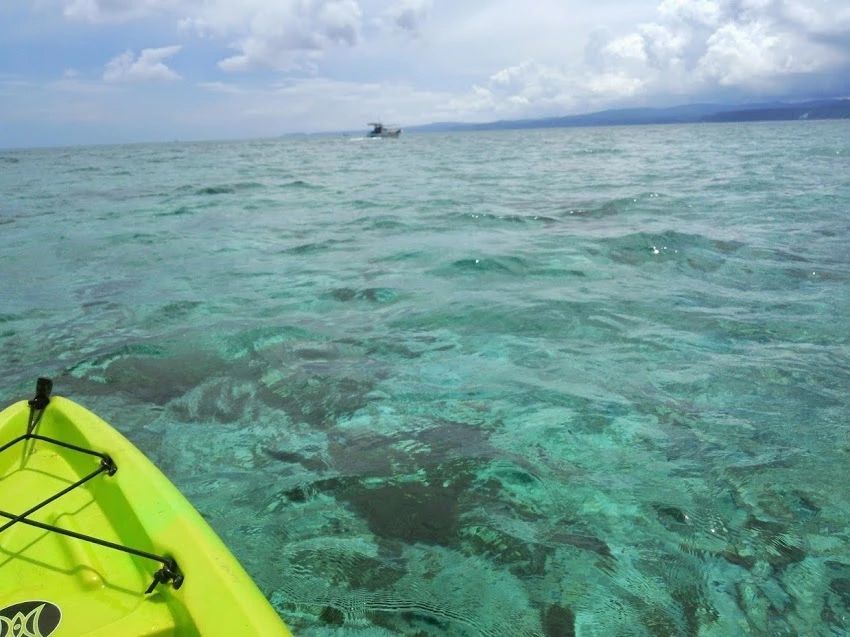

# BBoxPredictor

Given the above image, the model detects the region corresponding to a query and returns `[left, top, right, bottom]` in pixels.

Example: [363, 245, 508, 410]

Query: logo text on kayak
[0, 601, 61, 637]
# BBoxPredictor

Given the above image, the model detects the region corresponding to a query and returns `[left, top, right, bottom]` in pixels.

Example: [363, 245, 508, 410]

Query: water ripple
[2, 122, 849, 635]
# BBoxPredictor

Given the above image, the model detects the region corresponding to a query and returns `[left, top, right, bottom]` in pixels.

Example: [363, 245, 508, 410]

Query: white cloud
[448, 60, 649, 121]
[61, 0, 171, 22]
[604, 34, 648, 64]
[582, 0, 850, 99]
[482, 61, 577, 116]
[384, 0, 432, 34]
[103, 46, 182, 82]
[60, 0, 366, 72]
[585, 72, 645, 98]
[781, 0, 850, 35]
[699, 21, 793, 86]
[441, 0, 850, 122]
[178, 0, 362, 72]
[638, 23, 687, 69]
[657, 0, 722, 27]
[197, 81, 245, 94]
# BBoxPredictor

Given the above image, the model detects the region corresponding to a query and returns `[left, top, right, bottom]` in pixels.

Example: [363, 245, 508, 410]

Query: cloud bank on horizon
[2, 0, 849, 146]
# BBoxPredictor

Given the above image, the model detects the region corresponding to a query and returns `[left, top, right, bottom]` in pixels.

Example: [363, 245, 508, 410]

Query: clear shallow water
[1, 122, 849, 636]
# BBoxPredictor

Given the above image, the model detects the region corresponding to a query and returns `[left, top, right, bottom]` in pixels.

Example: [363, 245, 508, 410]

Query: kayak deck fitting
[0, 379, 292, 636]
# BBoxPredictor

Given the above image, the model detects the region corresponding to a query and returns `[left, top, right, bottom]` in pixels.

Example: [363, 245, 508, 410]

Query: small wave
[157, 300, 203, 321]
[560, 193, 664, 218]
[601, 231, 744, 269]
[231, 182, 265, 190]
[284, 239, 349, 255]
[442, 256, 530, 276]
[155, 205, 193, 217]
[105, 232, 160, 246]
[327, 287, 399, 304]
[350, 198, 382, 210]
[507, 213, 559, 224]
[0, 156, 20, 164]
[196, 185, 235, 195]
[456, 211, 559, 226]
[346, 214, 408, 230]
[217, 325, 312, 360]
[281, 179, 320, 190]
[373, 250, 425, 263]
[65, 165, 100, 174]
[572, 146, 622, 155]
[195, 182, 265, 195]
[561, 206, 608, 217]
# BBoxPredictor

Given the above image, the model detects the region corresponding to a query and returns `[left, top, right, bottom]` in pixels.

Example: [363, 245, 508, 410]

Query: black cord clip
[145, 558, 184, 594]
[28, 377, 53, 410]
[100, 455, 118, 476]
[26, 377, 53, 436]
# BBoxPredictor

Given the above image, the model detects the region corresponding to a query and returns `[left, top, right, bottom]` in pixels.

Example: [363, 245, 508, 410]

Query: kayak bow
[0, 379, 292, 636]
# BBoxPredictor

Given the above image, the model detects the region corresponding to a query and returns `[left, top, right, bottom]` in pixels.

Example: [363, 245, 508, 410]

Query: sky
[2, 0, 850, 147]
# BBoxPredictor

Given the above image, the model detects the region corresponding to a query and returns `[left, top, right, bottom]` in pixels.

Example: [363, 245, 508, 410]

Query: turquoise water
[2, 122, 849, 635]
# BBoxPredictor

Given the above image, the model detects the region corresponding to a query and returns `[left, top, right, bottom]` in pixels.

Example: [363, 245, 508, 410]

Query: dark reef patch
[654, 504, 691, 528]
[319, 606, 344, 625]
[62, 342, 222, 405]
[343, 477, 467, 545]
[830, 577, 850, 607]
[264, 447, 327, 472]
[258, 372, 376, 429]
[542, 604, 575, 637]
[547, 527, 614, 561]
[459, 524, 548, 577]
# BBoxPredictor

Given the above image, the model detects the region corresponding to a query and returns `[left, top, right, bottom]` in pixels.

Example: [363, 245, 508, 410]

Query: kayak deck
[1, 439, 178, 635]
[0, 389, 292, 636]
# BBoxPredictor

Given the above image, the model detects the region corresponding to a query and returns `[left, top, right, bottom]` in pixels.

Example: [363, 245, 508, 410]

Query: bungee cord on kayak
[0, 378, 184, 594]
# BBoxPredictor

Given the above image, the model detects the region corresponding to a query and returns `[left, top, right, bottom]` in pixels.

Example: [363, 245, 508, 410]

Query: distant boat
[367, 122, 401, 138]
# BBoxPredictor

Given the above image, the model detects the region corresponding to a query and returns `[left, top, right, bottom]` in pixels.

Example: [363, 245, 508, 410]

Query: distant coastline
[407, 98, 850, 133]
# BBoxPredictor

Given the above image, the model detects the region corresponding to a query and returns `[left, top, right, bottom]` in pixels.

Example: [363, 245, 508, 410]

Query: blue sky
[2, 0, 850, 147]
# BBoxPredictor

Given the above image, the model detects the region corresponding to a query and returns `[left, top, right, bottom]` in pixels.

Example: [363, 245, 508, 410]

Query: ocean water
[1, 122, 849, 636]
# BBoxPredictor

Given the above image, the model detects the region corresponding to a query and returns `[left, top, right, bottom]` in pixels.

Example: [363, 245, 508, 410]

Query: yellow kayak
[0, 379, 293, 636]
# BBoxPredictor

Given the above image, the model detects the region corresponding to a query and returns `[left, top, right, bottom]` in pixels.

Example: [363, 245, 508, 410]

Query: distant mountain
[702, 100, 850, 122]
[409, 99, 850, 133]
